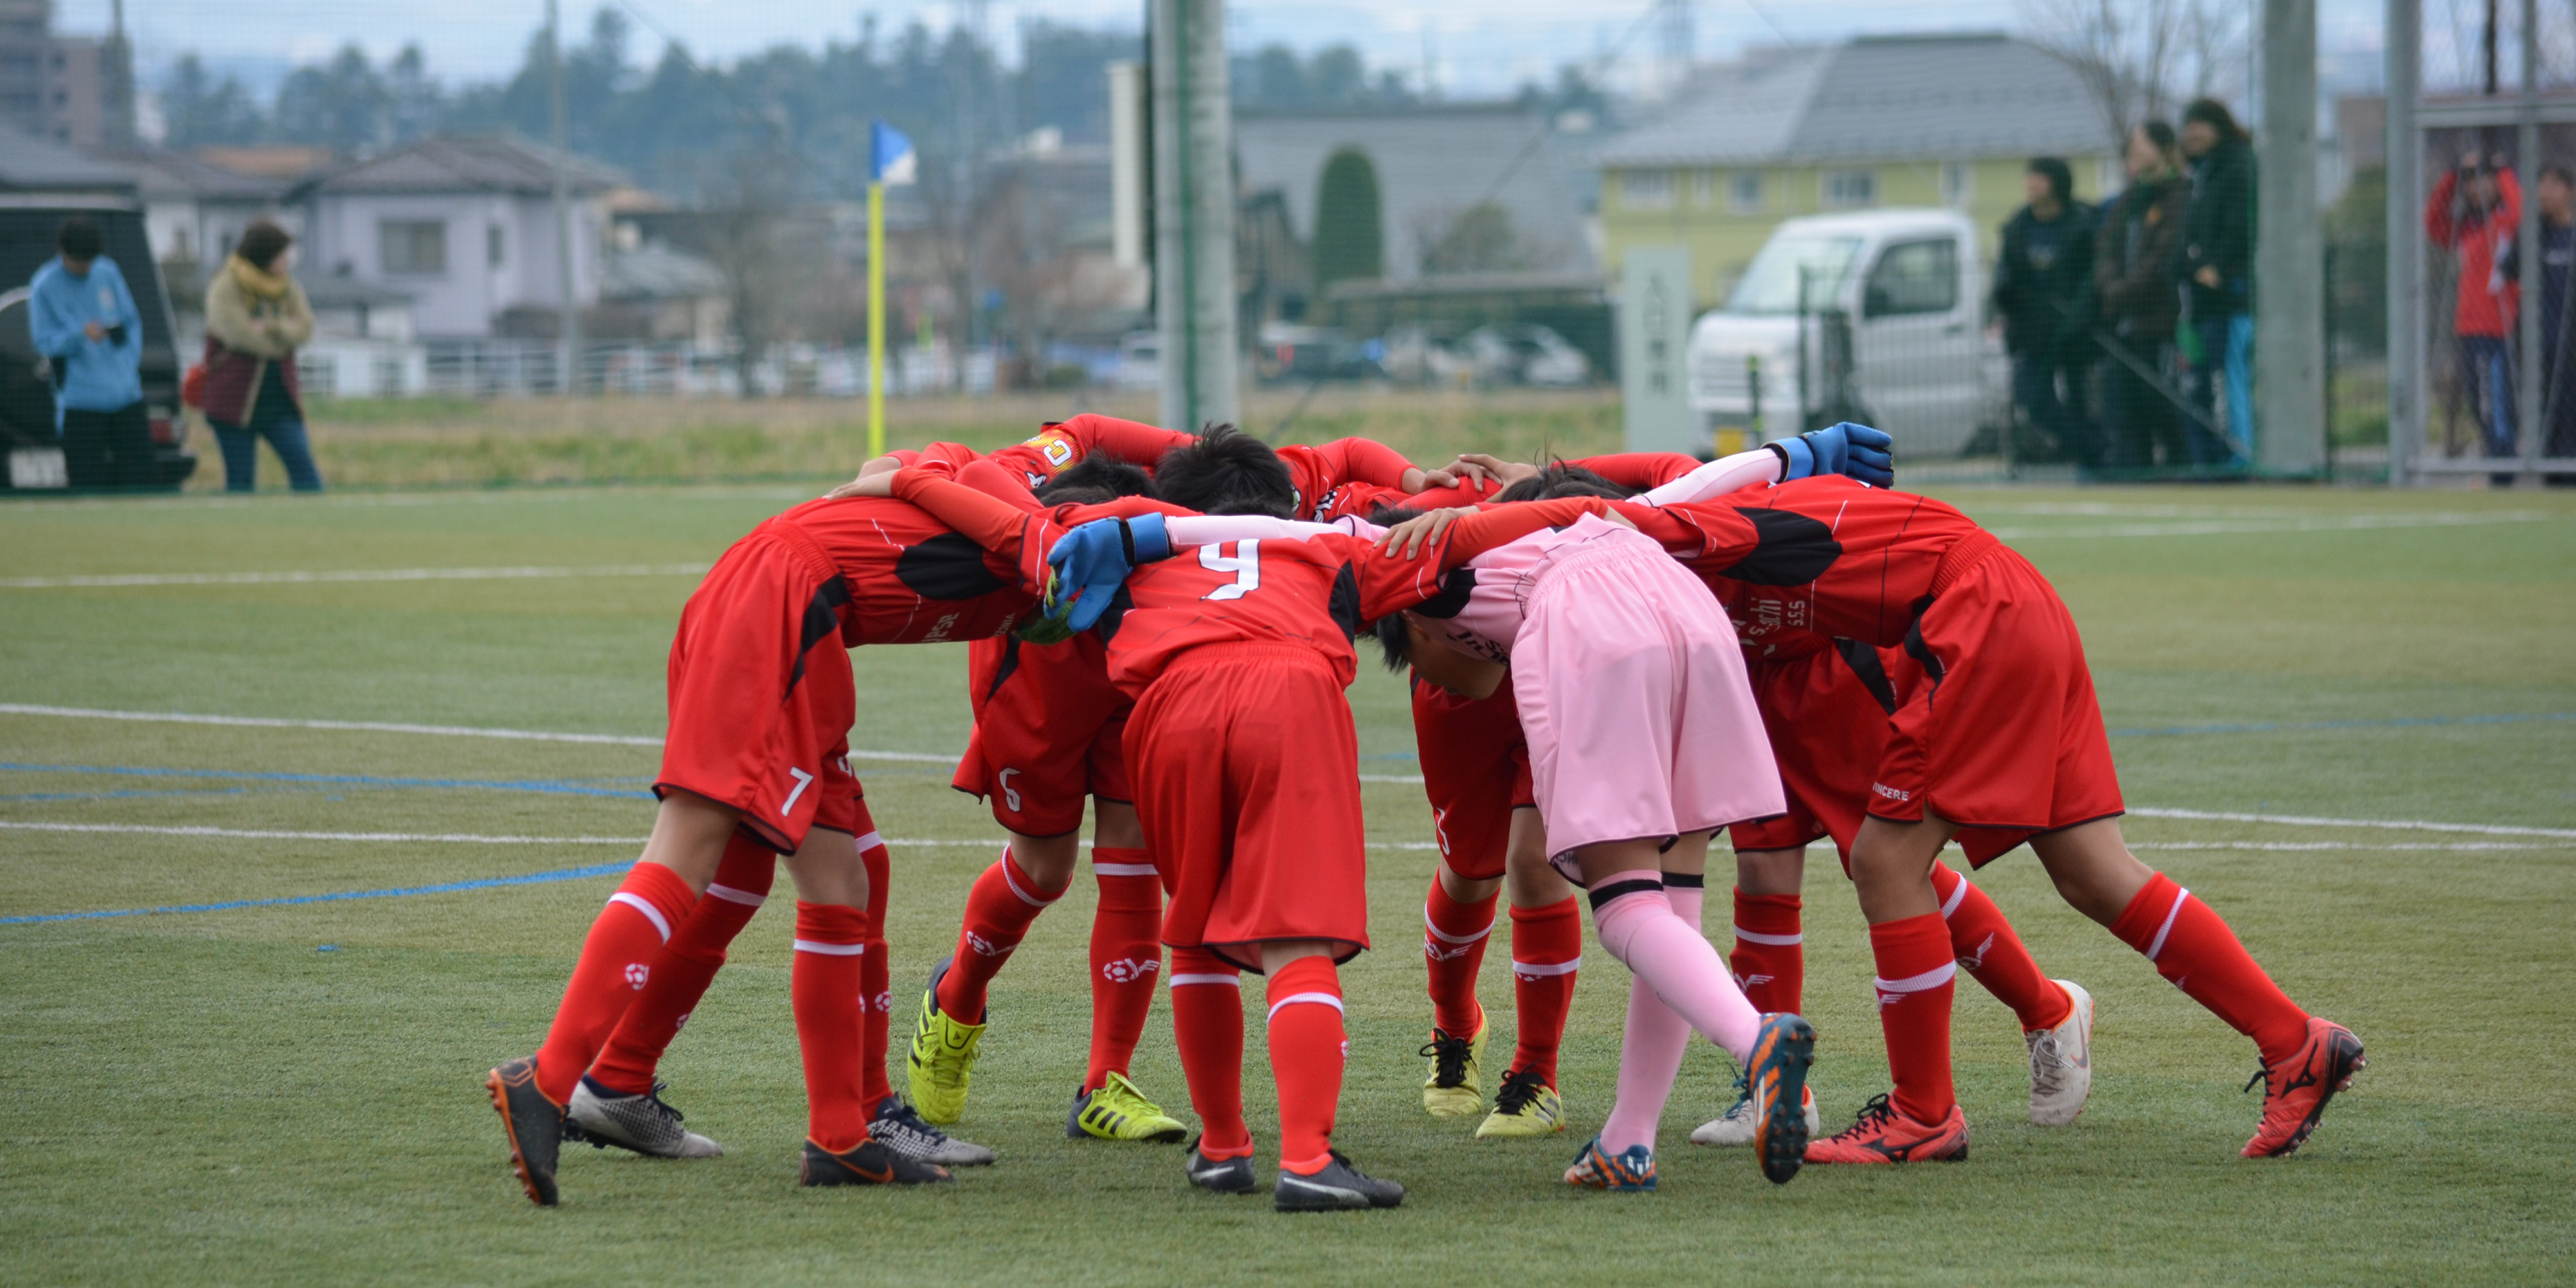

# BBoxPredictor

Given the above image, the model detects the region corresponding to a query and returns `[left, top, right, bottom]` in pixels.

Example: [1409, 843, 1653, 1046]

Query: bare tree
[700, 149, 798, 398]
[2022, 0, 2243, 151]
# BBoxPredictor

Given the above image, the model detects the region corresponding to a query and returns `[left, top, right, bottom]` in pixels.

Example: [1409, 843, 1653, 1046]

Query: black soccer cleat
[486, 1055, 563, 1207]
[800, 1138, 954, 1187]
[1183, 1135, 1257, 1195]
[1274, 1151, 1405, 1212]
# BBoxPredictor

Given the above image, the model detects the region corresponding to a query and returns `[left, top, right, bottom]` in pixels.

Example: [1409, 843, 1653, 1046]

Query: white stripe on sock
[607, 891, 672, 942]
[1093, 862, 1156, 877]
[1937, 874, 1971, 919]
[1170, 973, 1239, 988]
[1732, 925, 1803, 946]
[999, 853, 1062, 907]
[1511, 958, 1579, 978]
[1266, 991, 1346, 1022]
[851, 830, 885, 852]
[705, 883, 767, 907]
[2144, 885, 2191, 962]
[793, 939, 866, 956]
[1874, 961, 1958, 994]
[1423, 909, 1496, 944]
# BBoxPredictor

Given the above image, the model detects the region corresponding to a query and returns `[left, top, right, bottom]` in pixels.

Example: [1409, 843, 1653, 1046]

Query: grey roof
[1598, 34, 2117, 168]
[1233, 105, 1596, 283]
[104, 149, 289, 202]
[300, 272, 414, 308]
[0, 122, 139, 194]
[299, 134, 625, 199]
[600, 241, 724, 301]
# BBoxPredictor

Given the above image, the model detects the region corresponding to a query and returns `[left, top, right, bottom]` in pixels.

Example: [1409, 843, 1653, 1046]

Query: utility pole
[2253, 0, 2324, 475]
[1149, 0, 1238, 434]
[548, 0, 579, 397]
[2384, 0, 2420, 483]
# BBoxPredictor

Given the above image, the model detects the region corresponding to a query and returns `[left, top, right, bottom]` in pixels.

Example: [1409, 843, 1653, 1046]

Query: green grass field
[3, 479, 2572, 1285]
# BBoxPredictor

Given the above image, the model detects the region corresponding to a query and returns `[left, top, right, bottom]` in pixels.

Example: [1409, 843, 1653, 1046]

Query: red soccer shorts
[951, 633, 1132, 837]
[1126, 642, 1369, 971]
[656, 517, 864, 855]
[1868, 545, 2125, 866]
[1729, 642, 1907, 870]
[1411, 677, 1535, 882]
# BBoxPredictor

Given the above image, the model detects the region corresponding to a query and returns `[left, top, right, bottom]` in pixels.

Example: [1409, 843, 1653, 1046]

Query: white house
[290, 135, 621, 341]
[109, 149, 296, 274]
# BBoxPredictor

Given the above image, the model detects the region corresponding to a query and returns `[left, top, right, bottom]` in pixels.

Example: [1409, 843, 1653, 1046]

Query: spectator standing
[2093, 122, 2193, 469]
[202, 219, 321, 493]
[1993, 157, 2097, 462]
[2537, 166, 2573, 485]
[2424, 149, 2522, 484]
[2178, 98, 2256, 463]
[29, 216, 148, 488]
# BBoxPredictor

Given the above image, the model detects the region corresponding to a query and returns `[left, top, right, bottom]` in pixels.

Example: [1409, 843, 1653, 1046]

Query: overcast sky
[68, 0, 2415, 101]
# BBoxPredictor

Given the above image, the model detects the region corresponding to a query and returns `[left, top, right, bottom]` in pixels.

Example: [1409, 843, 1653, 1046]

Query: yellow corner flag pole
[867, 179, 886, 460]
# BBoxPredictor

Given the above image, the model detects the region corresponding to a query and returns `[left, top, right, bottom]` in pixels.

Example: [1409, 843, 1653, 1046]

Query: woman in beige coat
[201, 218, 320, 491]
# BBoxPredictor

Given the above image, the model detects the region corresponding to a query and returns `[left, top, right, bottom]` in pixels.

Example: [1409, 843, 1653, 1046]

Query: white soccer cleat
[2026, 979, 2094, 1127]
[568, 1076, 725, 1159]
[1690, 1076, 1818, 1146]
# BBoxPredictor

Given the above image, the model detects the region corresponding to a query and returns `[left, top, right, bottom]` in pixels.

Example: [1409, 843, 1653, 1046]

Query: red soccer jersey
[987, 414, 1193, 491]
[765, 495, 1057, 646]
[1279, 437, 1419, 521]
[1570, 451, 1702, 491]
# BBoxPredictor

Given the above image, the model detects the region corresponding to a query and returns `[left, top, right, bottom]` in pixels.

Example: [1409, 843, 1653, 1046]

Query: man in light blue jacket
[30, 216, 147, 488]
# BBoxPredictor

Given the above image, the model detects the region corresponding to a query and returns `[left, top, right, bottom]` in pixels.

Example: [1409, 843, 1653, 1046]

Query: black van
[0, 197, 194, 490]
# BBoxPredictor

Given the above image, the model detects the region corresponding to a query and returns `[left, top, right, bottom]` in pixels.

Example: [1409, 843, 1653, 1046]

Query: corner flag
[871, 121, 916, 185]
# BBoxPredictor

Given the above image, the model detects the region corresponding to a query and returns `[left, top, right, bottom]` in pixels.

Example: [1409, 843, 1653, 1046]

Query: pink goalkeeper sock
[1598, 881, 1705, 1155]
[1592, 874, 1761, 1061]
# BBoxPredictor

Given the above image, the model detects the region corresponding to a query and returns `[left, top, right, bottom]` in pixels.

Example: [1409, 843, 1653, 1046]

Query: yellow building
[1598, 34, 2121, 310]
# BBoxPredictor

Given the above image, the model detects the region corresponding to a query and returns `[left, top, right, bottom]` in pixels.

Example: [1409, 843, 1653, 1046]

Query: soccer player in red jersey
[1515, 473, 2365, 1162]
[484, 485, 1111, 1205]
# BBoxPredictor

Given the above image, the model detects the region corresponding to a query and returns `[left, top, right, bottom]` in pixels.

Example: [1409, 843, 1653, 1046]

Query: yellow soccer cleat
[905, 958, 986, 1126]
[1066, 1070, 1189, 1142]
[1475, 1067, 1566, 1138]
[1420, 1013, 1489, 1118]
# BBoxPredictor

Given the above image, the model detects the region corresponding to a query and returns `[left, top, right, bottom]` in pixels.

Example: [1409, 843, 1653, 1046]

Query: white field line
[7, 705, 2571, 836]
[1985, 510, 2557, 540]
[0, 485, 817, 514]
[0, 563, 709, 589]
[0, 821, 648, 844]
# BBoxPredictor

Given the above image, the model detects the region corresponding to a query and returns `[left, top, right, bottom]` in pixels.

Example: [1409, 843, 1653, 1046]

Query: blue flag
[871, 121, 916, 185]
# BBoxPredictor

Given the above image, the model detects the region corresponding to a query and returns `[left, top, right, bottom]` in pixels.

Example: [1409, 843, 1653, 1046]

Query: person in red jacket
[2428, 150, 2524, 477]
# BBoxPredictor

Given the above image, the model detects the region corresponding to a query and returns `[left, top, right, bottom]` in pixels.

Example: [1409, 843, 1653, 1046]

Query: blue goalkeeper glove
[1772, 422, 1895, 488]
[1043, 513, 1172, 634]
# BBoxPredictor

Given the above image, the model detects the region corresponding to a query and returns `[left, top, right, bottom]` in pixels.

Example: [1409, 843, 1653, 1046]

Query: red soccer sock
[1728, 890, 1805, 1015]
[1266, 956, 1348, 1175]
[792, 901, 873, 1153]
[858, 831, 894, 1109]
[1084, 848, 1163, 1092]
[589, 837, 775, 1094]
[1506, 896, 1581, 1085]
[936, 846, 1067, 1022]
[2110, 872, 2311, 1064]
[1870, 913, 1958, 1125]
[1421, 874, 1496, 1038]
[1931, 861, 2072, 1032]
[534, 861, 698, 1105]
[1168, 947, 1248, 1158]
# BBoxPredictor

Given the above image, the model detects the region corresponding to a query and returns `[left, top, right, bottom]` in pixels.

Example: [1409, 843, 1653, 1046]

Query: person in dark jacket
[2177, 98, 2255, 463]
[1993, 157, 2097, 460]
[2092, 123, 2194, 469]
[202, 218, 321, 492]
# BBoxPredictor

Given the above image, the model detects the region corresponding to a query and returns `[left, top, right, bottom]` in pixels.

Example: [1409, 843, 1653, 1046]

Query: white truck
[1687, 208, 2010, 458]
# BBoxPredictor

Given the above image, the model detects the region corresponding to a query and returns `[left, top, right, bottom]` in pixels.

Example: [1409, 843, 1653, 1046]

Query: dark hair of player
[55, 216, 103, 260]
[1492, 462, 1627, 504]
[1362, 504, 1430, 671]
[1036, 452, 1159, 503]
[1152, 423, 1295, 517]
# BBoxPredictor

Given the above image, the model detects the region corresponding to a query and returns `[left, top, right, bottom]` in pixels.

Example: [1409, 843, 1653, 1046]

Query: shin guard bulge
[1591, 875, 1763, 1061]
[1871, 913, 1959, 1125]
[1930, 861, 2070, 1032]
[938, 846, 1068, 1022]
[1265, 957, 1348, 1175]
[589, 837, 776, 1095]
[1422, 874, 1498, 1037]
[2111, 872, 2310, 1063]
[1085, 847, 1162, 1092]
[1506, 896, 1582, 1084]
[535, 861, 698, 1104]
[1729, 889, 1805, 1015]
[791, 901, 872, 1153]
[1168, 947, 1249, 1157]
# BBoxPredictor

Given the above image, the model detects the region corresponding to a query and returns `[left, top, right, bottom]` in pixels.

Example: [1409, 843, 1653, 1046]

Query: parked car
[1375, 324, 1471, 386]
[1461, 323, 1592, 387]
[1254, 322, 1381, 385]
[1687, 208, 2009, 457]
[0, 200, 193, 490]
[1112, 330, 1160, 391]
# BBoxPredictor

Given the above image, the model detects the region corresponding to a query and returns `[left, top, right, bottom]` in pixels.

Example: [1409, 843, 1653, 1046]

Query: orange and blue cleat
[2243, 1017, 2365, 1158]
[1563, 1136, 1657, 1192]
[1803, 1093, 1969, 1164]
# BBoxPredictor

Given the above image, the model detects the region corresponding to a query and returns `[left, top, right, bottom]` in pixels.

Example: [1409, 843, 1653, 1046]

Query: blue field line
[0, 787, 255, 803]
[2105, 712, 2575, 737]
[0, 762, 655, 800]
[0, 861, 631, 926]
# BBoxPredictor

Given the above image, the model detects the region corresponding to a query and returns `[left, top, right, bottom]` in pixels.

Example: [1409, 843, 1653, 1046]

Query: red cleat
[2242, 1017, 2364, 1158]
[1803, 1094, 1969, 1164]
